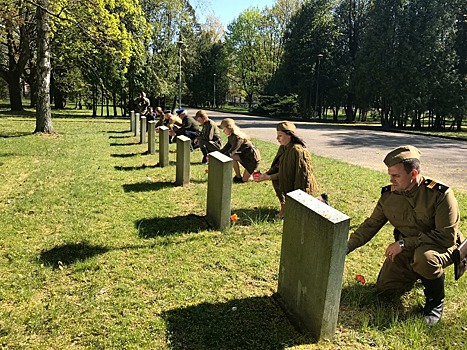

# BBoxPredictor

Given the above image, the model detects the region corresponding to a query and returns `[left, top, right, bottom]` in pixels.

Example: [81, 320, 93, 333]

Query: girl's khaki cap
[383, 145, 421, 167]
[276, 121, 296, 132]
[220, 118, 235, 129]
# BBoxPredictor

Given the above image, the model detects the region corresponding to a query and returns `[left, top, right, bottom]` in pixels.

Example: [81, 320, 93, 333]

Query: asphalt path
[186, 109, 467, 191]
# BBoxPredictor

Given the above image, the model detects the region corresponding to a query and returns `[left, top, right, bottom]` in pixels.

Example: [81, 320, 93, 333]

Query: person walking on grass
[254, 121, 324, 218]
[346, 145, 464, 326]
[219, 118, 260, 183]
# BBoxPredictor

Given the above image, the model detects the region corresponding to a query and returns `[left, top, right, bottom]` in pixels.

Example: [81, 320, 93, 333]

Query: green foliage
[226, 8, 273, 110]
[253, 94, 300, 118]
[0, 113, 466, 348]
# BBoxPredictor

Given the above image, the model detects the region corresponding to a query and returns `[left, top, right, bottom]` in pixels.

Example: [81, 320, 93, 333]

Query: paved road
[187, 109, 467, 191]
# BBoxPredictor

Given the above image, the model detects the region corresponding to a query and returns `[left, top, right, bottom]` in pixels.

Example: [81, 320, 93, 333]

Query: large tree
[226, 8, 272, 110]
[277, 0, 337, 116]
[0, 0, 35, 111]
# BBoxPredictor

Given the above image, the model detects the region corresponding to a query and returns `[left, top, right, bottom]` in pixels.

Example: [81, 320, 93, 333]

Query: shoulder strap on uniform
[381, 184, 394, 194]
[423, 178, 449, 193]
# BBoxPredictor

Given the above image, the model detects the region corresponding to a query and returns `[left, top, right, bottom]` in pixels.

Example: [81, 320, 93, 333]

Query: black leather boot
[420, 273, 445, 326]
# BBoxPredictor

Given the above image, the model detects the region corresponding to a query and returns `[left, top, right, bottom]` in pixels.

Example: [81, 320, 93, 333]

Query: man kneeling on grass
[346, 145, 464, 326]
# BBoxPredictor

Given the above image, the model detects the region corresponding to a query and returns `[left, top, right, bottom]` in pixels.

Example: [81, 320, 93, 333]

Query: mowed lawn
[0, 113, 466, 349]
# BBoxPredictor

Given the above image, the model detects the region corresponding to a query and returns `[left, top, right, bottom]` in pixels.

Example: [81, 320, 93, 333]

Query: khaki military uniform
[267, 143, 318, 204]
[220, 133, 260, 174]
[198, 118, 222, 153]
[347, 177, 463, 293]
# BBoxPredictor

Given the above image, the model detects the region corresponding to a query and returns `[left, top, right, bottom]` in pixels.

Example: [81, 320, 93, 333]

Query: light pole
[314, 53, 324, 118]
[213, 73, 216, 108]
[177, 39, 185, 109]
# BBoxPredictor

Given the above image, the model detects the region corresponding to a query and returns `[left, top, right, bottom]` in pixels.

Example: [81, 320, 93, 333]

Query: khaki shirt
[347, 177, 462, 253]
[199, 119, 221, 143]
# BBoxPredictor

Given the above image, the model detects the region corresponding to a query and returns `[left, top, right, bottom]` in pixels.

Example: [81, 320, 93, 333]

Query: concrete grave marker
[158, 126, 169, 168]
[148, 121, 156, 155]
[175, 135, 191, 186]
[140, 116, 147, 144]
[206, 151, 232, 230]
[277, 189, 350, 341]
[130, 110, 135, 132]
[134, 113, 140, 137]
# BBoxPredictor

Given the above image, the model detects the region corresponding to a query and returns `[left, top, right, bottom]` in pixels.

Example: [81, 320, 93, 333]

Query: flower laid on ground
[205, 169, 209, 174]
[230, 214, 239, 222]
[355, 274, 366, 285]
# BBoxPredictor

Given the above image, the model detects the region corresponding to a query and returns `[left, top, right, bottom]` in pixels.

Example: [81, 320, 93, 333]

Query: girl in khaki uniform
[254, 121, 321, 218]
[219, 118, 261, 183]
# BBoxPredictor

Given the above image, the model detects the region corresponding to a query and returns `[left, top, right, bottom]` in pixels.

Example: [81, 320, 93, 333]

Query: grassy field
[0, 111, 466, 349]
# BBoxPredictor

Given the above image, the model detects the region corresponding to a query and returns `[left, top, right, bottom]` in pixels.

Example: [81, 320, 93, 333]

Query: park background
[1, 0, 467, 349]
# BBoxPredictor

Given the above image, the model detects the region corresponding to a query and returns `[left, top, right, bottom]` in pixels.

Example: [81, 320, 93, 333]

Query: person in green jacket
[254, 121, 323, 218]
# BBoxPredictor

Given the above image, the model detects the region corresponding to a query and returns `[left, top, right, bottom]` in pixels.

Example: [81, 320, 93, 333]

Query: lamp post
[213, 73, 216, 108]
[177, 39, 185, 109]
[314, 53, 324, 118]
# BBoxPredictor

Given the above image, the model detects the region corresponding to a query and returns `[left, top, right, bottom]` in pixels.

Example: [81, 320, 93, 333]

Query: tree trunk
[6, 72, 24, 111]
[113, 91, 118, 118]
[35, 0, 54, 134]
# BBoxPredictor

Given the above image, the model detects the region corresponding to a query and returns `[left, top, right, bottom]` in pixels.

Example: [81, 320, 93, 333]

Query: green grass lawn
[0, 113, 466, 349]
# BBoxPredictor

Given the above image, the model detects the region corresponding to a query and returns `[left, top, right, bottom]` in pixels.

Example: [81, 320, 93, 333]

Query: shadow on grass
[106, 130, 130, 134]
[161, 295, 310, 349]
[110, 152, 142, 158]
[115, 164, 159, 171]
[136, 214, 210, 238]
[109, 142, 139, 146]
[108, 135, 131, 139]
[39, 242, 110, 269]
[123, 181, 173, 192]
[0, 131, 33, 138]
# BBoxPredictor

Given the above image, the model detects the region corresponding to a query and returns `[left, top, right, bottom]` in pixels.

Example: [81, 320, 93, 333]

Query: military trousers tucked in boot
[420, 273, 445, 326]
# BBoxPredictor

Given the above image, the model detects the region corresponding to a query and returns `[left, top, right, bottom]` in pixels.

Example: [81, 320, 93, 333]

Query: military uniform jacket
[275, 143, 318, 196]
[347, 177, 462, 254]
[199, 119, 221, 144]
[220, 133, 255, 157]
[175, 116, 199, 136]
[266, 146, 285, 180]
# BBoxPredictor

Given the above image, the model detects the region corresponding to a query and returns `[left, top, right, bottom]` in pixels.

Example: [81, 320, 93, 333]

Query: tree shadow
[0, 110, 35, 117]
[136, 214, 210, 238]
[161, 295, 311, 350]
[39, 242, 110, 269]
[115, 164, 159, 171]
[106, 130, 130, 134]
[122, 181, 173, 192]
[38, 241, 161, 269]
[110, 153, 141, 158]
[109, 142, 140, 146]
[0, 131, 33, 138]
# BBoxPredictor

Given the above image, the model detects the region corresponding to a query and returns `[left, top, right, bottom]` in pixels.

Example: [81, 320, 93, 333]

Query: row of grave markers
[128, 110, 350, 342]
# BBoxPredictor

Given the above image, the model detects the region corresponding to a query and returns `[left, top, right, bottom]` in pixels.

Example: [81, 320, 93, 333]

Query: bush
[253, 94, 299, 118]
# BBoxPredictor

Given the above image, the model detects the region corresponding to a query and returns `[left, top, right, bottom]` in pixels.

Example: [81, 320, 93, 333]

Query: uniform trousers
[376, 244, 453, 294]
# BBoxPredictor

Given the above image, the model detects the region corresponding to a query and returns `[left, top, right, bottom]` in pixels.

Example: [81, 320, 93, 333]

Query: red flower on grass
[230, 214, 239, 222]
[205, 169, 209, 174]
[355, 274, 366, 285]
